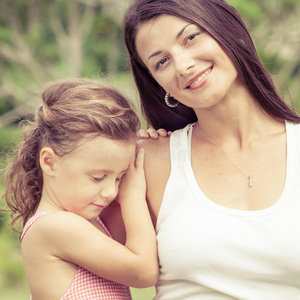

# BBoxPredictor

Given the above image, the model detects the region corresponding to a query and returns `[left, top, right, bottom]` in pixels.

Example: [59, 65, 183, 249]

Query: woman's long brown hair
[123, 0, 300, 131]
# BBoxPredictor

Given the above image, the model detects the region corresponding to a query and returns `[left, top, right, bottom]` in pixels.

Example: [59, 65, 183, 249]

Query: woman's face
[135, 14, 240, 110]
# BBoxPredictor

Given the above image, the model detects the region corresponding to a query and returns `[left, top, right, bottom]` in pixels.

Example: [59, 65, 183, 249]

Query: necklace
[196, 121, 271, 188]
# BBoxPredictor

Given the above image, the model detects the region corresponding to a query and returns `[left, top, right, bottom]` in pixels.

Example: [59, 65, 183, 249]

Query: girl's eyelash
[92, 176, 105, 182]
[116, 173, 126, 182]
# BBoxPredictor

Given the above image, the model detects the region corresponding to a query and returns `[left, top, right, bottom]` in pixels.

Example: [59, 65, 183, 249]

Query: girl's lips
[185, 66, 213, 89]
[92, 203, 104, 209]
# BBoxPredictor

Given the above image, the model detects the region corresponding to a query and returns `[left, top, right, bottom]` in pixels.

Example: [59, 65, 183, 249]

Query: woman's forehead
[135, 15, 193, 58]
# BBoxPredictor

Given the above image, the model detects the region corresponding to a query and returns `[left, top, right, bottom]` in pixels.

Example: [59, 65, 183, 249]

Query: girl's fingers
[137, 129, 150, 139]
[137, 128, 171, 139]
[147, 128, 159, 139]
[157, 128, 168, 137]
[135, 148, 145, 169]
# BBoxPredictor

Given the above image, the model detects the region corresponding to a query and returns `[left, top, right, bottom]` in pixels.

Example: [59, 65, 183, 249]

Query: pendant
[248, 175, 253, 188]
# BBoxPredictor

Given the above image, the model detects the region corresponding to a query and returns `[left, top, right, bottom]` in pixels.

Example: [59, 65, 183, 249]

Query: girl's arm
[100, 200, 126, 245]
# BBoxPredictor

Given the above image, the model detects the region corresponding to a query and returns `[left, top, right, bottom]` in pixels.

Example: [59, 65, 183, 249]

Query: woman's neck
[194, 89, 274, 149]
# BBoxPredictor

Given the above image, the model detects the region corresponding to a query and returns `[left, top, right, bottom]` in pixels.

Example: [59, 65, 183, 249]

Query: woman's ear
[40, 147, 57, 176]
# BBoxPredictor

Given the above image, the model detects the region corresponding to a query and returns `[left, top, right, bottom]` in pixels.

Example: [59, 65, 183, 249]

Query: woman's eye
[155, 57, 169, 70]
[185, 33, 200, 44]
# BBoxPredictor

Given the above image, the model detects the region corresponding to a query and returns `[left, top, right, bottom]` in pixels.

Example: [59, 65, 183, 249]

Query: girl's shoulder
[21, 211, 100, 249]
[27, 210, 87, 230]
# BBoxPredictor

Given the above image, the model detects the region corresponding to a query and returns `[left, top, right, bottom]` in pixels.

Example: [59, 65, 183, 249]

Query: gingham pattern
[62, 266, 132, 299]
[22, 212, 132, 300]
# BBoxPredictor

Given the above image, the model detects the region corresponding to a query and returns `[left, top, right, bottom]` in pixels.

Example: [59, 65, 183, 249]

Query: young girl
[2, 79, 158, 299]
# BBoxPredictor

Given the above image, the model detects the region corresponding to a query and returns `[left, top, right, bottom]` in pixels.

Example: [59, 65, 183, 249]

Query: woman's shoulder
[137, 134, 170, 150]
[138, 135, 171, 171]
[137, 136, 172, 224]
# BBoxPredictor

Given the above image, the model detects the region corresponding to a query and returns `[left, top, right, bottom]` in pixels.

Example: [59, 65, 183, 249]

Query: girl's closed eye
[116, 172, 126, 183]
[92, 175, 106, 182]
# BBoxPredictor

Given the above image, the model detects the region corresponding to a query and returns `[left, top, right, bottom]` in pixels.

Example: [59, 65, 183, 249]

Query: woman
[104, 0, 300, 299]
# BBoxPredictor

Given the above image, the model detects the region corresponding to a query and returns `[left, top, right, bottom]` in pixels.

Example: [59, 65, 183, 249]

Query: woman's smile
[185, 65, 213, 90]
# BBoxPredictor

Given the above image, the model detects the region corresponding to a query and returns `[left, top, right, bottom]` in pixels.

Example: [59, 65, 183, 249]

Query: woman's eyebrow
[147, 24, 193, 61]
[148, 51, 162, 61]
[176, 24, 193, 40]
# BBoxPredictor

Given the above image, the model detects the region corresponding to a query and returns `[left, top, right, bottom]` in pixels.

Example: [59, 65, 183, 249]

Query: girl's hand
[137, 128, 171, 139]
[116, 148, 146, 205]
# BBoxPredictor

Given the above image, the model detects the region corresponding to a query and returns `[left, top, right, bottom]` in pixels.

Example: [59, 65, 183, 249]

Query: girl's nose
[100, 182, 118, 202]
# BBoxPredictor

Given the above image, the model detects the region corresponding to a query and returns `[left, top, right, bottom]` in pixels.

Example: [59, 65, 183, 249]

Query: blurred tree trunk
[50, 1, 96, 77]
[0, 0, 128, 127]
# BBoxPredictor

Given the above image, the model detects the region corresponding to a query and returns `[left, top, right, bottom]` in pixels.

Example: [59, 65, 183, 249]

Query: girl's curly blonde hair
[2, 78, 140, 234]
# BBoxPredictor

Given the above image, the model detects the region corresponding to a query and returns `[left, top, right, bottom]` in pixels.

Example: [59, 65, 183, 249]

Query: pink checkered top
[21, 211, 132, 300]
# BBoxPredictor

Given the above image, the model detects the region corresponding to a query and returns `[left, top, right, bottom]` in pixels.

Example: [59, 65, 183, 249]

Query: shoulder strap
[286, 121, 300, 170]
[95, 216, 112, 238]
[169, 123, 193, 167]
[20, 211, 51, 244]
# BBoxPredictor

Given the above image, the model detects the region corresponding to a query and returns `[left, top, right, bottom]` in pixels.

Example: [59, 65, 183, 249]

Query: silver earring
[165, 92, 179, 108]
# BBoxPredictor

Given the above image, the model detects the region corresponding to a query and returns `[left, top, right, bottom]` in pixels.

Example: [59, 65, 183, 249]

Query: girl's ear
[40, 147, 57, 176]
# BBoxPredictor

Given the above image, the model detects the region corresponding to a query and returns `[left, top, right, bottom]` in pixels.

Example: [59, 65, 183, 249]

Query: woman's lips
[185, 66, 213, 89]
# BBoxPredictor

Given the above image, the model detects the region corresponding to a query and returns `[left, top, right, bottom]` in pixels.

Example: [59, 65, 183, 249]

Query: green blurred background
[0, 0, 299, 298]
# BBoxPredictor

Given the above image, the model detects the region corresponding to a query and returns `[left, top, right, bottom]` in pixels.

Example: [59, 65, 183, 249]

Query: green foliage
[130, 287, 156, 299]
[0, 219, 24, 283]
[0, 126, 19, 153]
[257, 49, 285, 75]
[0, 0, 129, 108]
[0, 26, 12, 43]
[0, 100, 14, 115]
[228, 0, 263, 22]
[0, 183, 30, 297]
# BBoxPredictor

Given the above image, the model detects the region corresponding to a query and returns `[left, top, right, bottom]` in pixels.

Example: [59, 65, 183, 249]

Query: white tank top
[154, 121, 300, 300]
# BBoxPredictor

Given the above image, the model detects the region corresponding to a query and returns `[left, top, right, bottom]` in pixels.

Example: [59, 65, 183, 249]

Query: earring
[165, 92, 179, 108]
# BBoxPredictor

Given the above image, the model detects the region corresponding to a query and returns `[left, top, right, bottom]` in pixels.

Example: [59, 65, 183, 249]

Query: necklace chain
[196, 121, 271, 188]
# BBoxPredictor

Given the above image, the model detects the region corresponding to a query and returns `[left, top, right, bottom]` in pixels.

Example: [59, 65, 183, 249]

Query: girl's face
[49, 136, 136, 220]
[135, 14, 240, 109]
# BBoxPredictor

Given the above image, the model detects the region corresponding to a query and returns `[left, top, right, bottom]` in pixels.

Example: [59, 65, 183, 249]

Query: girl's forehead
[64, 136, 136, 160]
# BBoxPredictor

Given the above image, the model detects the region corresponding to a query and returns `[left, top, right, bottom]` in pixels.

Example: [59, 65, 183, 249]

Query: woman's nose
[174, 51, 195, 76]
